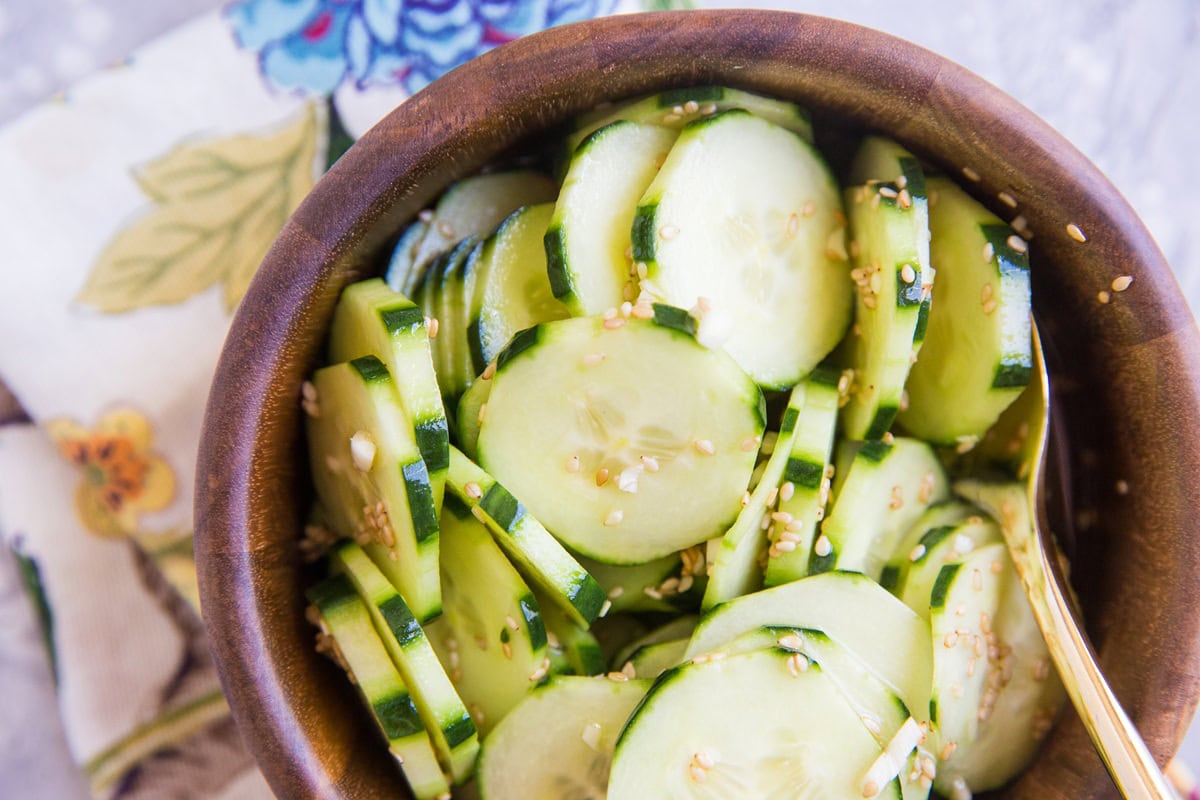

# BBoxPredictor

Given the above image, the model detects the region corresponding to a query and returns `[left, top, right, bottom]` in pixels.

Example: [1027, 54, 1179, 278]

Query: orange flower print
[45, 409, 175, 538]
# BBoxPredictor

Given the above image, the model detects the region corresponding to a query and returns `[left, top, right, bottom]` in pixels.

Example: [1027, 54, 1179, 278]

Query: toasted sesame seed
[632, 299, 654, 318]
[1066, 222, 1087, 242]
[982, 299, 998, 315]
[595, 467, 610, 487]
[1007, 234, 1028, 254]
[944, 633, 959, 648]
[786, 652, 810, 676]
[350, 431, 377, 472]
[427, 317, 439, 339]
[780, 482, 795, 502]
[604, 509, 623, 527]
[982, 241, 995, 263]
[888, 485, 903, 510]
[897, 188, 913, 209]
[941, 741, 959, 760]
[962, 166, 981, 182]
[1112, 275, 1134, 292]
[677, 574, 694, 593]
[694, 439, 716, 455]
[659, 225, 679, 240]
[464, 481, 482, 500]
[700, 102, 718, 115]
[901, 263, 916, 284]
[862, 780, 880, 798]
[606, 671, 629, 682]
[603, 317, 626, 330]
[1098, 290, 1112, 304]
[481, 361, 496, 381]
[502, 642, 513, 660]
[998, 191, 1017, 208]
[863, 295, 878, 310]
[878, 185, 898, 199]
[814, 535, 833, 557]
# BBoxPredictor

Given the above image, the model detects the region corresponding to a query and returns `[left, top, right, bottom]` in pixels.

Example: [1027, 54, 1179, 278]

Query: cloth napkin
[0, 0, 652, 795]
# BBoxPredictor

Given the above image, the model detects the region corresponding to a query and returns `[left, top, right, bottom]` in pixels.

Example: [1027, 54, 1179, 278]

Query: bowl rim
[195, 9, 1200, 799]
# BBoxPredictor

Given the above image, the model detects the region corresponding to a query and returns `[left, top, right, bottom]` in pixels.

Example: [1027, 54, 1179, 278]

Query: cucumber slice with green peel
[455, 376, 491, 459]
[425, 497, 550, 737]
[926, 543, 1009, 793]
[477, 312, 764, 564]
[386, 219, 431, 295]
[898, 177, 1032, 443]
[327, 279, 449, 512]
[545, 121, 678, 316]
[446, 447, 605, 628]
[685, 571, 932, 722]
[612, 615, 698, 670]
[898, 516, 1002, 620]
[840, 138, 933, 440]
[577, 549, 706, 615]
[623, 638, 689, 680]
[535, 590, 606, 676]
[948, 481, 1068, 792]
[812, 437, 950, 580]
[633, 109, 852, 388]
[306, 576, 451, 800]
[702, 383, 806, 610]
[763, 366, 842, 587]
[878, 500, 978, 594]
[470, 204, 570, 369]
[434, 238, 479, 407]
[411, 171, 558, 277]
[477, 675, 650, 800]
[332, 542, 479, 783]
[566, 85, 813, 158]
[609, 647, 901, 800]
[307, 358, 442, 621]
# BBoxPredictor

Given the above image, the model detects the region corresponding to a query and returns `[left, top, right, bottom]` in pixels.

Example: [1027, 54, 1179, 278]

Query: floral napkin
[0, 0, 661, 796]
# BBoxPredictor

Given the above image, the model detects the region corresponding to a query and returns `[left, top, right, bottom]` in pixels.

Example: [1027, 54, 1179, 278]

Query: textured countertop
[1, 1, 1197, 797]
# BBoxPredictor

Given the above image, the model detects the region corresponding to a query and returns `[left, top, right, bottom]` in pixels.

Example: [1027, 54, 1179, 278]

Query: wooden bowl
[195, 10, 1200, 799]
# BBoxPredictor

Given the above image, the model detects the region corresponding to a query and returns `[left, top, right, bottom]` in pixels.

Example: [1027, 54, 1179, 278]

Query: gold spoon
[956, 324, 1174, 799]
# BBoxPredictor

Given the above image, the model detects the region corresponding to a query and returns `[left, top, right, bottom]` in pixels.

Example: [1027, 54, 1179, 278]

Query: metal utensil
[958, 324, 1173, 799]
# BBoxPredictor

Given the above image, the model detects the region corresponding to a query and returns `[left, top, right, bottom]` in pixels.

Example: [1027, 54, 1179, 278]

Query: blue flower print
[225, 0, 619, 96]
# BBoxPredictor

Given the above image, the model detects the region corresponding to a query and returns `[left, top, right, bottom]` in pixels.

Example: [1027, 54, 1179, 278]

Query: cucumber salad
[300, 85, 1065, 800]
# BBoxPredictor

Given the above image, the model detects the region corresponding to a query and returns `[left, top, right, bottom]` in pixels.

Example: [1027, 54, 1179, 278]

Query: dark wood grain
[194, 11, 1200, 799]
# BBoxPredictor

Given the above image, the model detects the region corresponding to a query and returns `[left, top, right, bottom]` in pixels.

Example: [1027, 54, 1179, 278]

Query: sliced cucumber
[609, 647, 899, 799]
[577, 551, 704, 615]
[476, 311, 763, 564]
[949, 481, 1068, 792]
[536, 590, 606, 676]
[927, 543, 1008, 794]
[332, 542, 478, 783]
[898, 515, 1002, 619]
[470, 203, 570, 369]
[307, 358, 441, 621]
[612, 615, 698, 671]
[385, 219, 430, 295]
[899, 177, 1032, 443]
[454, 376, 491, 459]
[426, 497, 549, 737]
[567, 85, 813, 157]
[840, 137, 932, 440]
[702, 383, 806, 610]
[410, 170, 557, 279]
[446, 447, 605, 628]
[684, 571, 932, 722]
[763, 366, 842, 587]
[546, 121, 677, 316]
[327, 279, 449, 512]
[633, 109, 852, 387]
[624, 638, 689, 680]
[477, 675, 649, 800]
[879, 500, 978, 594]
[434, 238, 479, 407]
[306, 576, 450, 800]
[813, 437, 949, 580]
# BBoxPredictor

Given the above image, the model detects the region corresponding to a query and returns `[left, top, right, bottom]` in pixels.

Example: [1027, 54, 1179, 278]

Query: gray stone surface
[0, 1, 1197, 797]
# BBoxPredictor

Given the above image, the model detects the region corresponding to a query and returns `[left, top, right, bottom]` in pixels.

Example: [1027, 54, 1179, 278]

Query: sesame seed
[881, 431, 895, 445]
[694, 439, 715, 455]
[565, 454, 580, 473]
[700, 102, 718, 115]
[1066, 222, 1087, 242]
[802, 200, 817, 217]
[1112, 275, 1134, 292]
[502, 642, 513, 660]
[427, 317, 439, 339]
[861, 715, 882, 735]
[603, 317, 626, 330]
[581, 722, 602, 751]
[972, 569, 983, 591]
[897, 189, 912, 209]
[599, 599, 612, 618]
[944, 633, 959, 648]
[998, 191, 1017, 208]
[888, 485, 903, 510]
[982, 299, 998, 315]
[301, 398, 320, 418]
[606, 671, 629, 682]
[672, 105, 685, 115]
[980, 282, 994, 304]
[1007, 234, 1028, 254]
[814, 535, 833, 557]
[941, 741, 958, 760]
[901, 263, 916, 284]
[689, 764, 708, 784]
[741, 491, 751, 507]
[481, 361, 496, 380]
[1097, 290, 1112, 304]
[677, 574, 694, 593]
[301, 381, 318, 402]
[909, 544, 926, 562]
[760, 512, 772, 531]
[786, 652, 810, 676]
[780, 482, 795, 502]
[982, 242, 995, 262]
[632, 299, 654, 318]
[659, 225, 679, 240]
[878, 185, 898, 199]
[640, 455, 660, 472]
[954, 534, 976, 555]
[863, 295, 878, 310]
[477, 402, 488, 425]
[786, 212, 800, 238]
[418, 209, 434, 223]
[471, 506, 487, 523]
[596, 468, 610, 487]
[662, 113, 680, 124]
[581, 352, 606, 368]
[740, 435, 761, 452]
[604, 509, 623, 527]
[618, 467, 640, 494]
[862, 780, 880, 798]
[775, 539, 797, 552]
[437, 221, 456, 238]
[350, 431, 377, 472]
[962, 166, 981, 182]
[464, 481, 482, 500]
[767, 488, 780, 507]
